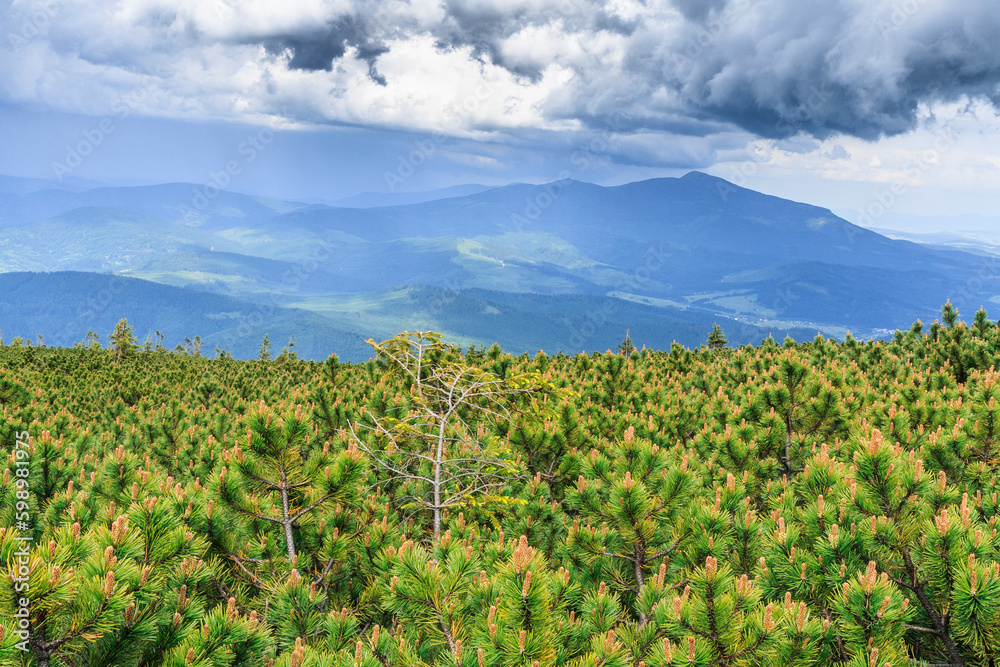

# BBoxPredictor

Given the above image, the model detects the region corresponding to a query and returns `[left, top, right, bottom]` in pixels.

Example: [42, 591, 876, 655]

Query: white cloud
[5, 0, 999, 137]
[2, 0, 1000, 214]
[706, 100, 1000, 216]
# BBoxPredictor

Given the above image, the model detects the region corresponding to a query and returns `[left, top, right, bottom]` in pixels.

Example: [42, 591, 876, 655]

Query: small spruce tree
[617, 330, 636, 359]
[707, 324, 728, 350]
[108, 318, 138, 364]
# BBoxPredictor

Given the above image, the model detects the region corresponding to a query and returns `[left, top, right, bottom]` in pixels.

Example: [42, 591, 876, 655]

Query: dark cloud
[644, 0, 1000, 140]
[433, 0, 638, 82]
[432, 3, 542, 81]
[253, 3, 545, 82]
[260, 15, 389, 83]
[669, 0, 728, 23]
[252, 0, 640, 85]
[247, 0, 1000, 141]
[5, 0, 999, 145]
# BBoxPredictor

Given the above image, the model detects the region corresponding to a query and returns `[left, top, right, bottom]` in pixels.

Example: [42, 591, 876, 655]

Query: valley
[1, 172, 995, 359]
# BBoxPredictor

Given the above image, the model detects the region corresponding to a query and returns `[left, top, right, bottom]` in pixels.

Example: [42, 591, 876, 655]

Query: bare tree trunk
[433, 416, 446, 542]
[280, 468, 296, 559]
[282, 516, 296, 560]
[634, 546, 648, 626]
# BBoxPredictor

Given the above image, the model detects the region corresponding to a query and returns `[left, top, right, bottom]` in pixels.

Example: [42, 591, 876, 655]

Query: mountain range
[0, 172, 995, 361]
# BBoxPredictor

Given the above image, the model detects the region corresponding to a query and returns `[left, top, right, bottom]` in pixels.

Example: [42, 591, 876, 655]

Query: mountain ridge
[0, 172, 994, 355]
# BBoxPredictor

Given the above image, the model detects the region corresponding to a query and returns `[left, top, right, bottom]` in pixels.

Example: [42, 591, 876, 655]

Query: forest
[3, 302, 1000, 667]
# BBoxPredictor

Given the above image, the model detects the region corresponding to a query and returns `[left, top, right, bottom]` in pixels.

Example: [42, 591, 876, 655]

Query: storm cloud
[2, 0, 999, 142]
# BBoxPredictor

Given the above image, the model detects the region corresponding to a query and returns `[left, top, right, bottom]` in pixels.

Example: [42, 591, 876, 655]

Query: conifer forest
[8, 303, 1000, 667]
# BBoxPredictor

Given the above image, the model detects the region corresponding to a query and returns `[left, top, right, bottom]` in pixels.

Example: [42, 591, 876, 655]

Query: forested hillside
[0, 272, 374, 362]
[4, 173, 997, 349]
[0, 272, 820, 361]
[4, 304, 1000, 666]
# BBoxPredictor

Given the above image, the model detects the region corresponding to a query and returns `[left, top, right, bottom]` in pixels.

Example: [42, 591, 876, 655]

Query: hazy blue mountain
[279, 173, 951, 272]
[0, 182, 307, 229]
[1, 171, 995, 356]
[0, 272, 373, 361]
[326, 184, 496, 208]
[837, 209, 1000, 257]
[237, 172, 993, 327]
[0, 174, 106, 195]
[0, 207, 250, 272]
[838, 209, 1000, 236]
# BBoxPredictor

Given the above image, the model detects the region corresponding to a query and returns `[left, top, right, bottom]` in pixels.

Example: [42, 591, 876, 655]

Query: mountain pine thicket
[3, 304, 1000, 666]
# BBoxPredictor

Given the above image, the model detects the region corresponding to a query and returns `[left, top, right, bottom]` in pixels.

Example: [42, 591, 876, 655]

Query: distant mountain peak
[1, 170, 991, 352]
[678, 171, 746, 190]
[680, 170, 717, 180]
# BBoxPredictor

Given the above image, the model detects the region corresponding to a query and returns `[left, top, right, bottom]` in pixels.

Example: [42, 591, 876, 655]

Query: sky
[2, 0, 1000, 220]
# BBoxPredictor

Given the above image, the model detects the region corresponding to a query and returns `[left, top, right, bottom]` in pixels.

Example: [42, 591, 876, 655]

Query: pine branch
[226, 554, 264, 588]
[903, 624, 940, 634]
[289, 492, 337, 523]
